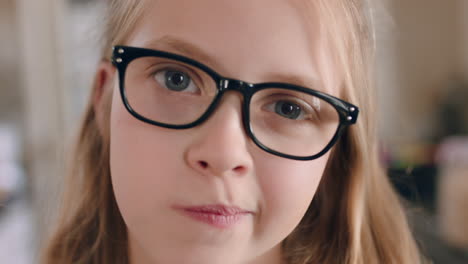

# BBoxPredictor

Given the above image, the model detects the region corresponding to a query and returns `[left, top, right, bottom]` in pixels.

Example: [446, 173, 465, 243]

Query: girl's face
[108, 0, 338, 263]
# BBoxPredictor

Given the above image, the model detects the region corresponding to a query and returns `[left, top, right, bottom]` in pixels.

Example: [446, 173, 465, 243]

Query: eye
[267, 100, 306, 120]
[154, 69, 199, 93]
[264, 100, 307, 120]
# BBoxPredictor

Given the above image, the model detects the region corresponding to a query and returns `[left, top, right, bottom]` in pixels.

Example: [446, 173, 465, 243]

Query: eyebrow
[142, 36, 324, 92]
[262, 72, 323, 92]
[144, 36, 224, 70]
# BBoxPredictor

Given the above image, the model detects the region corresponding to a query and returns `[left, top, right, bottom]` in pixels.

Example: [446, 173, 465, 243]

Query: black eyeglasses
[111, 45, 359, 161]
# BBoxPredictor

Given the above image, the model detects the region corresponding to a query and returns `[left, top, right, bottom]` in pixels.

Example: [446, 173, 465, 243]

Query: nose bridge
[185, 87, 254, 177]
[216, 77, 252, 133]
[211, 87, 246, 135]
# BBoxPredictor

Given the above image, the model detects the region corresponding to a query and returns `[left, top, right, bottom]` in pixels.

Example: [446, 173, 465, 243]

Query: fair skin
[96, 0, 340, 263]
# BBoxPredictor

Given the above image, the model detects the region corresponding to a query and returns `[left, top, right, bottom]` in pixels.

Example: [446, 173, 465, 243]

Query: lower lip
[179, 209, 249, 229]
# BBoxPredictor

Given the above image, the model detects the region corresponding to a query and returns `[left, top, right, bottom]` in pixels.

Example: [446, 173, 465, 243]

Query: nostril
[198, 161, 208, 169]
[233, 166, 245, 173]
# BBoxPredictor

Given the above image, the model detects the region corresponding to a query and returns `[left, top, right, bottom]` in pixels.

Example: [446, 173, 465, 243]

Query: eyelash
[263, 96, 319, 121]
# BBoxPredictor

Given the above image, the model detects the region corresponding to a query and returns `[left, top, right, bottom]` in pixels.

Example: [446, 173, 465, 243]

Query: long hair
[41, 1, 423, 263]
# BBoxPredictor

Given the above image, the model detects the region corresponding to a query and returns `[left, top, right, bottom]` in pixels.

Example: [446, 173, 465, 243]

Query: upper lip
[174, 204, 254, 216]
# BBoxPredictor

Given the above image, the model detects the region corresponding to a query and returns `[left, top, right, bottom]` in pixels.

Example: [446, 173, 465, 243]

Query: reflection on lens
[124, 56, 217, 125]
[250, 88, 340, 157]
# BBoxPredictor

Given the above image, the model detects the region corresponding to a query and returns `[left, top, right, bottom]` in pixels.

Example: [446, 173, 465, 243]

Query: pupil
[282, 103, 294, 115]
[165, 71, 190, 91]
[276, 101, 301, 119]
[171, 73, 184, 85]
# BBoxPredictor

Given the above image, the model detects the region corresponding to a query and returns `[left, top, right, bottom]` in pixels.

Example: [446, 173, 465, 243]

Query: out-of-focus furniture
[436, 137, 468, 249]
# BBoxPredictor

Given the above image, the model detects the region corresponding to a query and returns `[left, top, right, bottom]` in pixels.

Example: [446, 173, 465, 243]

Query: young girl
[42, 0, 424, 263]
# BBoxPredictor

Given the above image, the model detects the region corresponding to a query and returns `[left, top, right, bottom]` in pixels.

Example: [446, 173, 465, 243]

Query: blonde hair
[41, 0, 424, 263]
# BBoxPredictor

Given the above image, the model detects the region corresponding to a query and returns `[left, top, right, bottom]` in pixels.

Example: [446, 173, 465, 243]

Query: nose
[184, 92, 254, 178]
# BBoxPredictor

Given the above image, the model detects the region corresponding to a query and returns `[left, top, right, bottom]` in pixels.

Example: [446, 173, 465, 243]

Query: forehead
[126, 0, 336, 95]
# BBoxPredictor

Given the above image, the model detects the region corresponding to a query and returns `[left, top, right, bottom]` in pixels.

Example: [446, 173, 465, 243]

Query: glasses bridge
[220, 79, 254, 93]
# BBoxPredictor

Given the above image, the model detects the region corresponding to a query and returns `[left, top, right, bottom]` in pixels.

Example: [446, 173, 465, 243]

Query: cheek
[109, 91, 183, 227]
[254, 154, 328, 237]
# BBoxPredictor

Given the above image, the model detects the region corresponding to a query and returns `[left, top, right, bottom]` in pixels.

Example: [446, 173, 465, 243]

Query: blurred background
[0, 0, 467, 263]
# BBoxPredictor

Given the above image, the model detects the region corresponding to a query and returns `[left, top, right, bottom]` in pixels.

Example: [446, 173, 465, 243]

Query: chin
[152, 250, 243, 264]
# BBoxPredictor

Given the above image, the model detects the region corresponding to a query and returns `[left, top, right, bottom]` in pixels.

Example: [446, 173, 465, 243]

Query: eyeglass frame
[111, 45, 359, 161]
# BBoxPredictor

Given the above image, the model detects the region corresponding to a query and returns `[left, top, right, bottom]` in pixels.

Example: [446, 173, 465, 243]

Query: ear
[92, 60, 116, 136]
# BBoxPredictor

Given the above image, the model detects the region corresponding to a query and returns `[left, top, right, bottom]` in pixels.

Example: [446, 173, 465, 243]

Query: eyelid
[269, 92, 319, 111]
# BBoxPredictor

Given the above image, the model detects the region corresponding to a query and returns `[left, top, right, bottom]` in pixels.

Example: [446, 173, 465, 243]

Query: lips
[183, 205, 252, 215]
[173, 204, 253, 228]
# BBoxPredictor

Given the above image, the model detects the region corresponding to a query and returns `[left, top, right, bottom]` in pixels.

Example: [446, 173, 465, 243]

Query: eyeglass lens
[124, 56, 340, 157]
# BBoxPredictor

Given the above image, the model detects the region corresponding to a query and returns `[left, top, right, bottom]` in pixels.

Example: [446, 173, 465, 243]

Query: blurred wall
[384, 0, 460, 146]
[15, 0, 68, 253]
[459, 0, 468, 76]
[0, 0, 22, 125]
[1, 0, 103, 253]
